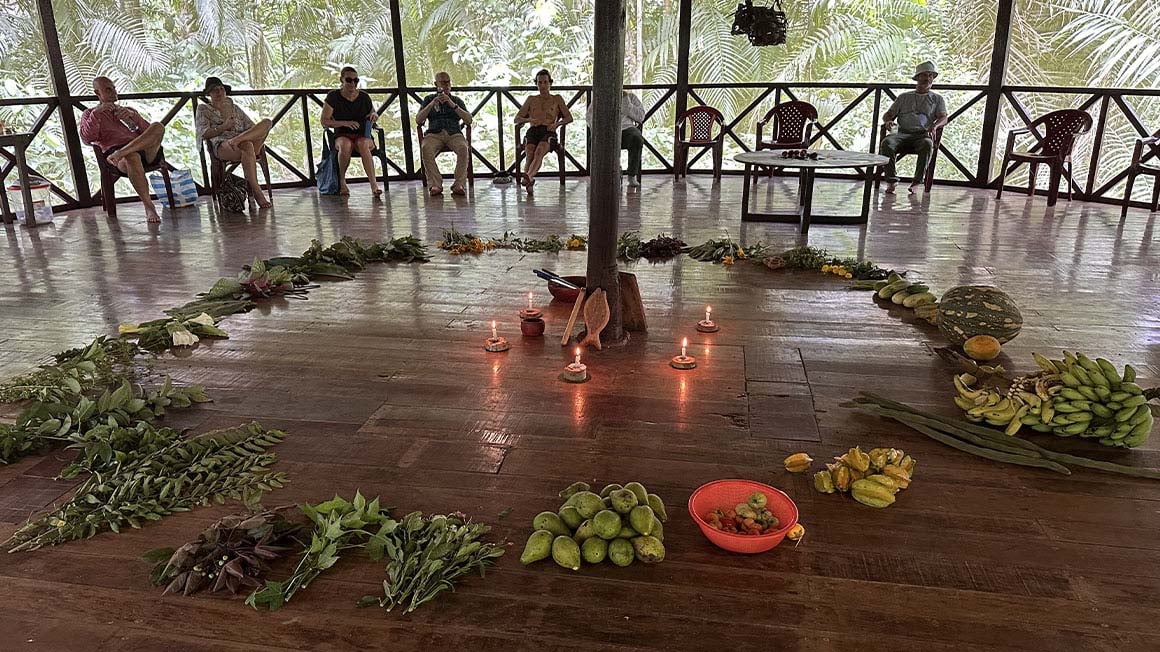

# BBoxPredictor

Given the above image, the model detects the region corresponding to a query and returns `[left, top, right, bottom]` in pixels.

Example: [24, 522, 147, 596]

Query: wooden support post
[977, 0, 1015, 187]
[586, 0, 628, 345]
[388, 0, 415, 177]
[674, 0, 693, 160]
[37, 0, 91, 203]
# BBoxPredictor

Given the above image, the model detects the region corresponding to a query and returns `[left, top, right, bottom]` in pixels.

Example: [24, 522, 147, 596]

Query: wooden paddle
[561, 288, 587, 346]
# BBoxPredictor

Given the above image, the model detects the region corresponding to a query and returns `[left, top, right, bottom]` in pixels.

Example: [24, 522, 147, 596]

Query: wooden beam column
[586, 0, 627, 345]
[388, 0, 416, 176]
[977, 0, 1015, 187]
[674, 0, 693, 159]
[37, 0, 91, 202]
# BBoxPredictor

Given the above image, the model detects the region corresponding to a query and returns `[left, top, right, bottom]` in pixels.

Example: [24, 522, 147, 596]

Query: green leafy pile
[684, 238, 765, 263]
[762, 245, 896, 280]
[7, 422, 288, 552]
[618, 232, 687, 261]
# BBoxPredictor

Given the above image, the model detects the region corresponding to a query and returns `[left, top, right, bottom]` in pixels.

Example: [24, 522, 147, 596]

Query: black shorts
[106, 144, 164, 168]
[524, 125, 557, 147]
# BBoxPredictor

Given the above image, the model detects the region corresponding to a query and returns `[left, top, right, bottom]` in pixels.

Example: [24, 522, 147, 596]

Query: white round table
[735, 150, 889, 233]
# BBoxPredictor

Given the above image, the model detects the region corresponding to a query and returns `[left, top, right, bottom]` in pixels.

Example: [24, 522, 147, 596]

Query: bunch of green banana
[873, 273, 938, 308]
[1023, 352, 1154, 448]
[952, 372, 1058, 435]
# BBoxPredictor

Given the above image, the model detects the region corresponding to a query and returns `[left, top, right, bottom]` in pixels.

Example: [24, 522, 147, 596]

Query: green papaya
[581, 536, 608, 564]
[558, 481, 590, 500]
[646, 493, 668, 522]
[608, 538, 634, 567]
[623, 482, 649, 505]
[610, 488, 639, 514]
[629, 505, 655, 536]
[552, 535, 581, 571]
[533, 511, 571, 537]
[558, 505, 584, 530]
[631, 535, 665, 564]
[593, 509, 622, 540]
[520, 530, 553, 565]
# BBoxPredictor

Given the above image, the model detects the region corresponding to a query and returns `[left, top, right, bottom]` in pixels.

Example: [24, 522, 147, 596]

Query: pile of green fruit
[871, 273, 937, 308]
[520, 481, 668, 570]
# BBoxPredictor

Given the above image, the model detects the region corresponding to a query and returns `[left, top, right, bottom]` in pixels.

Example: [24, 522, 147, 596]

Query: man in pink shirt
[79, 77, 167, 222]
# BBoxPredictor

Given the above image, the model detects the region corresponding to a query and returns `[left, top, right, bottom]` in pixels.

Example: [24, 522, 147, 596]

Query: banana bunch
[952, 353, 1155, 448]
[1028, 352, 1153, 448]
[873, 273, 938, 308]
[953, 372, 1061, 435]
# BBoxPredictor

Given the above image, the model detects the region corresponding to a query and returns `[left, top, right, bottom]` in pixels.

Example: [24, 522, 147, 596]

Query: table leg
[740, 163, 752, 222]
[799, 168, 815, 234]
[860, 169, 874, 222]
[0, 174, 11, 224]
[16, 146, 36, 228]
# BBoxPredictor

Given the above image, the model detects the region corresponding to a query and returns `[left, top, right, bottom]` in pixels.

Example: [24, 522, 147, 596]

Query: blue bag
[316, 136, 340, 195]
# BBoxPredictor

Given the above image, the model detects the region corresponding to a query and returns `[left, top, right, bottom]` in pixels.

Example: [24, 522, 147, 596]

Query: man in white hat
[880, 61, 948, 194]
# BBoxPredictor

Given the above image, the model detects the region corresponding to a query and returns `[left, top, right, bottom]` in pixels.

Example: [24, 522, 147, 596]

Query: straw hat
[913, 61, 938, 80]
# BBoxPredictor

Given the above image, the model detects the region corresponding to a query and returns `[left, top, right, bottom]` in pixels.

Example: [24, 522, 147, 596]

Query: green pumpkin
[937, 286, 1022, 345]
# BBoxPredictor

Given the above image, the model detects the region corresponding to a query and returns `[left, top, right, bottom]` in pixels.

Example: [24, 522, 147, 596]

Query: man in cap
[880, 61, 947, 194]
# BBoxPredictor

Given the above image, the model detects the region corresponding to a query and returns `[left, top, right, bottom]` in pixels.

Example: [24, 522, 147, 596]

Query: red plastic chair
[754, 101, 817, 182]
[996, 109, 1092, 207]
[1122, 135, 1160, 218]
[675, 106, 724, 180]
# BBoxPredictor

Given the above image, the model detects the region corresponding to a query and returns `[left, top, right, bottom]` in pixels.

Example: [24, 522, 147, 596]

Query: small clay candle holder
[696, 305, 719, 332]
[518, 308, 543, 321]
[670, 337, 697, 369]
[561, 347, 589, 382]
[520, 317, 545, 337]
[484, 320, 511, 352]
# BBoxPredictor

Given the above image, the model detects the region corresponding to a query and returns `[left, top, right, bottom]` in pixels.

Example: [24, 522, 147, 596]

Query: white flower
[169, 325, 199, 347]
[188, 312, 216, 327]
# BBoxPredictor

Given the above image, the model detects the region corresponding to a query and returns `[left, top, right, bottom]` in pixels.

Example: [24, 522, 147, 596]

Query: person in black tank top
[321, 66, 382, 197]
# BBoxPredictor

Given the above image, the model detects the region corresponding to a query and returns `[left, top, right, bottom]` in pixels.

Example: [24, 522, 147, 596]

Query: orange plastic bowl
[688, 479, 799, 554]
[547, 275, 586, 303]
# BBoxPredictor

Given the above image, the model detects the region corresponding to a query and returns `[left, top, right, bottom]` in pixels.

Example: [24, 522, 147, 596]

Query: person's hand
[346, 121, 361, 130]
[94, 102, 115, 113]
[113, 105, 135, 120]
[367, 112, 379, 123]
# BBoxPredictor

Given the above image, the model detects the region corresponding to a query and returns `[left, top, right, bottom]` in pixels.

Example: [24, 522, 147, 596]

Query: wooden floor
[2, 175, 1159, 651]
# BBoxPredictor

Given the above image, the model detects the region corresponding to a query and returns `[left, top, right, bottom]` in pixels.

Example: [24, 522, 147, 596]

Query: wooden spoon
[580, 288, 610, 350]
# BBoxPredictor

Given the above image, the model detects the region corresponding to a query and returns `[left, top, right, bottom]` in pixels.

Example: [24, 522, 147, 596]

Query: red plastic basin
[688, 479, 799, 554]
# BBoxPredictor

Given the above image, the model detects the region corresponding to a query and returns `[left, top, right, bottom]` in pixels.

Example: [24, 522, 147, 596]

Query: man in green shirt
[416, 72, 473, 196]
[880, 61, 948, 194]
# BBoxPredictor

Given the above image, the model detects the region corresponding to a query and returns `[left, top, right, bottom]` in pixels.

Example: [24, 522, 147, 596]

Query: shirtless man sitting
[79, 76, 167, 222]
[514, 69, 573, 193]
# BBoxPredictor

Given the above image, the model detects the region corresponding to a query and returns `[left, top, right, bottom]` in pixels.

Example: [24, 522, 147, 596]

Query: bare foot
[430, 187, 443, 196]
[107, 151, 124, 166]
[257, 198, 273, 209]
[525, 176, 535, 194]
[372, 187, 383, 197]
[145, 211, 161, 224]
[451, 185, 466, 196]
[338, 185, 350, 196]
[884, 182, 896, 194]
[909, 183, 922, 194]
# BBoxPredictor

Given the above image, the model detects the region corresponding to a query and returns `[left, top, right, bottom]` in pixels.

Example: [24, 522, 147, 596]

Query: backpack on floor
[218, 174, 248, 213]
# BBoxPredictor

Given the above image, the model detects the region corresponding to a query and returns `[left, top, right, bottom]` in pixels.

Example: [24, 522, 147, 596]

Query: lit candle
[491, 320, 498, 340]
[705, 306, 712, 323]
[527, 292, 534, 310]
[681, 337, 688, 358]
[574, 347, 581, 366]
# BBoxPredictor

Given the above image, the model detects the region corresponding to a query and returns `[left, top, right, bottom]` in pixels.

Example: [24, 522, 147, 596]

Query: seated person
[586, 89, 646, 188]
[880, 61, 948, 194]
[79, 76, 167, 223]
[514, 69, 573, 193]
[321, 66, 382, 197]
[415, 71, 473, 197]
[195, 76, 273, 208]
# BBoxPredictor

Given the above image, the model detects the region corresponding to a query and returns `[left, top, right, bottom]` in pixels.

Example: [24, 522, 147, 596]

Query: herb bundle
[7, 422, 288, 552]
[146, 507, 302, 597]
[684, 238, 764, 264]
[618, 232, 687, 261]
[762, 245, 895, 280]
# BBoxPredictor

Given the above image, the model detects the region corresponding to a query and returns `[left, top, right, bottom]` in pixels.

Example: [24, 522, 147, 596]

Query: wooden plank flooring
[1, 176, 1159, 651]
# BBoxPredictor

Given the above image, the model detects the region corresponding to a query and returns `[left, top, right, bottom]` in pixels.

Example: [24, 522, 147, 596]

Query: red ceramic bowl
[547, 275, 585, 303]
[688, 479, 799, 554]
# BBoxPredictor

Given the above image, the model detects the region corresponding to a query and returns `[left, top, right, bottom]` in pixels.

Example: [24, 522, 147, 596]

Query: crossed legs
[523, 141, 551, 193]
[216, 118, 273, 207]
[107, 122, 165, 223]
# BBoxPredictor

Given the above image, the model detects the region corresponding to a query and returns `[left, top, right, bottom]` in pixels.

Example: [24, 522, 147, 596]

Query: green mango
[558, 481, 590, 500]
[623, 482, 649, 505]
[631, 535, 666, 564]
[628, 505, 655, 536]
[520, 530, 553, 565]
[608, 538, 634, 567]
[581, 536, 608, 564]
[552, 535, 581, 571]
[558, 505, 584, 530]
[616, 525, 639, 539]
[646, 493, 668, 522]
[599, 483, 623, 498]
[592, 509, 622, 540]
[650, 515, 664, 542]
[609, 488, 639, 514]
[569, 491, 606, 519]
[533, 511, 571, 538]
[573, 519, 597, 542]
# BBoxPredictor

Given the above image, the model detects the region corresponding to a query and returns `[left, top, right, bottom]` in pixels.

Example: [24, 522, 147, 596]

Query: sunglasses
[344, 77, 359, 84]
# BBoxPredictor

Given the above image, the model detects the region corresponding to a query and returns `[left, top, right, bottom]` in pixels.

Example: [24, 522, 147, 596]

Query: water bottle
[363, 120, 373, 139]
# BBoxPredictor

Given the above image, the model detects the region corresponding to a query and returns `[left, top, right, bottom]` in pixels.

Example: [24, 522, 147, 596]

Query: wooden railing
[3, 82, 1159, 212]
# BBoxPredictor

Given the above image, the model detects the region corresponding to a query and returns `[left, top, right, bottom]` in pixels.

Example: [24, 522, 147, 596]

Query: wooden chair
[1122, 136, 1160, 218]
[754, 100, 817, 183]
[416, 124, 474, 188]
[202, 139, 272, 206]
[675, 106, 724, 180]
[996, 109, 1092, 207]
[323, 125, 391, 190]
[513, 123, 568, 186]
[92, 145, 174, 218]
[876, 123, 945, 192]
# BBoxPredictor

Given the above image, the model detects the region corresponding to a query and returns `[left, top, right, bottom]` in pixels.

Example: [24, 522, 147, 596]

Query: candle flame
[682, 337, 688, 348]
